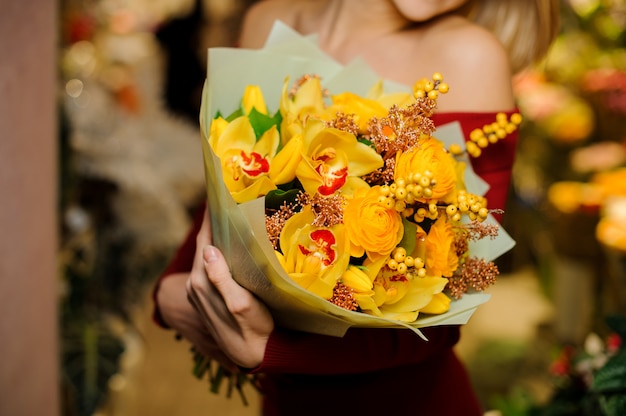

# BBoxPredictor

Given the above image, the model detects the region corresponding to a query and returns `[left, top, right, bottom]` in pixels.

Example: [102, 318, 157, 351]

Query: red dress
[153, 111, 518, 415]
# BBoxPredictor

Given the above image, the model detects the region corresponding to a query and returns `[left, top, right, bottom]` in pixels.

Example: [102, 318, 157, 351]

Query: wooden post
[0, 1, 59, 415]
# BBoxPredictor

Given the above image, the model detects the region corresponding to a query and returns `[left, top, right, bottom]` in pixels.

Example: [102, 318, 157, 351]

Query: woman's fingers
[202, 246, 256, 315]
[186, 244, 273, 368]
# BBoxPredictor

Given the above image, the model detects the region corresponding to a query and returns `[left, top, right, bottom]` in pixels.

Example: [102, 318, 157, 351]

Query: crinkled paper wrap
[200, 21, 516, 338]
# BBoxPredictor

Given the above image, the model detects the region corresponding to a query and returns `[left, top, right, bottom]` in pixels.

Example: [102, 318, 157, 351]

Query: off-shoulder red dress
[153, 111, 518, 415]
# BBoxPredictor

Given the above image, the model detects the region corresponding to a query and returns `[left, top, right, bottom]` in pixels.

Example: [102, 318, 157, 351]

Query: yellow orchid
[210, 115, 279, 203]
[269, 133, 303, 185]
[241, 85, 268, 115]
[341, 265, 379, 312]
[340, 254, 450, 320]
[295, 118, 383, 197]
[420, 292, 452, 315]
[341, 254, 449, 321]
[280, 76, 327, 143]
[375, 274, 449, 322]
[275, 205, 351, 299]
[207, 116, 230, 150]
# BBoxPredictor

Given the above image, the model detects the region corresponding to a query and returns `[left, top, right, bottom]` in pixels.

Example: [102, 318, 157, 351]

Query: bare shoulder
[238, 0, 301, 49]
[421, 16, 515, 112]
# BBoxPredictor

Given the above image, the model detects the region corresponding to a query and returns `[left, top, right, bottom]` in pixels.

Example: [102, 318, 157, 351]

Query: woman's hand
[186, 207, 274, 370]
[156, 273, 238, 371]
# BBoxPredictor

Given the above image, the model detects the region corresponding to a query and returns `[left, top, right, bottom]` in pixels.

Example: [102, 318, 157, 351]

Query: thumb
[202, 245, 250, 308]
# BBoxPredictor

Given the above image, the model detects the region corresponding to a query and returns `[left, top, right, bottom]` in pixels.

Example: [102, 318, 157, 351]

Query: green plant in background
[526, 315, 625, 416]
[485, 1, 626, 414]
[591, 315, 626, 415]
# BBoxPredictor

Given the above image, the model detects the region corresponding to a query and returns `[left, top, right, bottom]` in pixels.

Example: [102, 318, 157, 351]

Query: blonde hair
[462, 0, 560, 73]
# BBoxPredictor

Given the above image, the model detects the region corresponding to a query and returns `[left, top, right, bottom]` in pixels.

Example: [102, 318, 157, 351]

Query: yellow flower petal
[253, 125, 280, 161]
[214, 116, 256, 157]
[425, 217, 459, 278]
[344, 186, 404, 260]
[342, 266, 374, 293]
[230, 176, 276, 204]
[279, 206, 351, 299]
[269, 134, 303, 185]
[208, 117, 230, 151]
[328, 91, 388, 133]
[381, 277, 448, 314]
[419, 292, 451, 315]
[242, 85, 268, 115]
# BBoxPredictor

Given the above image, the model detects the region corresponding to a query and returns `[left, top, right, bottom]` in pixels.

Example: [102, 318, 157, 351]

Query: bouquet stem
[191, 348, 259, 406]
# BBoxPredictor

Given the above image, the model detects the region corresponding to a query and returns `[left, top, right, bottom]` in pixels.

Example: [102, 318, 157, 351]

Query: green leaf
[358, 137, 375, 149]
[592, 351, 626, 393]
[248, 108, 282, 140]
[265, 188, 302, 211]
[224, 108, 244, 122]
[599, 393, 626, 416]
[398, 218, 418, 255]
[248, 108, 274, 137]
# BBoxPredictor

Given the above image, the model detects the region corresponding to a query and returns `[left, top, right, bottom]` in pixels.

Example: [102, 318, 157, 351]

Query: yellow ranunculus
[343, 186, 404, 260]
[296, 119, 383, 197]
[424, 216, 459, 278]
[395, 138, 457, 202]
[276, 205, 351, 299]
[241, 85, 268, 115]
[211, 116, 279, 203]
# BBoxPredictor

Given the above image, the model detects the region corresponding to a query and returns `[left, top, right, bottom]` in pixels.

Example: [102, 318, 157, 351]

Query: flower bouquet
[194, 20, 517, 398]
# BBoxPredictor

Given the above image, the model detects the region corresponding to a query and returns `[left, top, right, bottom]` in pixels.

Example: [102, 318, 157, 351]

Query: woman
[155, 1, 559, 414]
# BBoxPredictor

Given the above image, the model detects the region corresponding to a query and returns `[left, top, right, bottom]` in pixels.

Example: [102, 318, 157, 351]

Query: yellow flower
[424, 217, 459, 278]
[596, 197, 626, 253]
[592, 168, 626, 200]
[207, 116, 230, 150]
[276, 205, 350, 299]
[241, 85, 268, 115]
[296, 119, 383, 197]
[395, 138, 457, 202]
[365, 80, 414, 110]
[341, 265, 378, 312]
[377, 276, 449, 321]
[269, 134, 303, 185]
[344, 186, 404, 260]
[280, 76, 327, 143]
[336, 204, 452, 322]
[211, 116, 279, 203]
[365, 259, 449, 321]
[419, 292, 452, 315]
[547, 181, 603, 213]
[326, 91, 389, 133]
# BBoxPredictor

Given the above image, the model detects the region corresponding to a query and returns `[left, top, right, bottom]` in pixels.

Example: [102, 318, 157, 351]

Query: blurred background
[14, 0, 626, 414]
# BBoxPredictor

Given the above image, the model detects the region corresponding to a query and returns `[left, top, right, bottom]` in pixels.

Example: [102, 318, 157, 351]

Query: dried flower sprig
[445, 257, 499, 299]
[329, 282, 359, 311]
[310, 193, 345, 228]
[266, 201, 298, 250]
